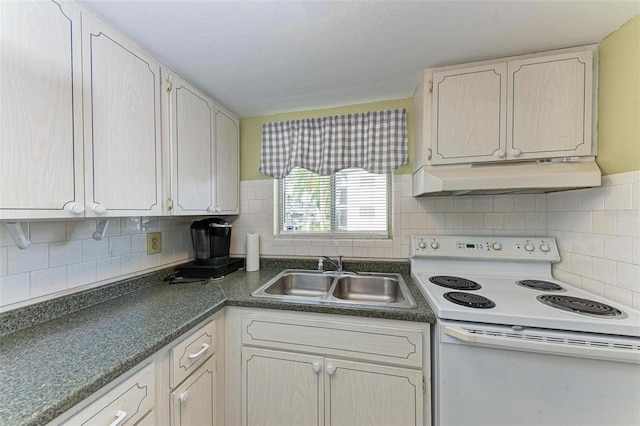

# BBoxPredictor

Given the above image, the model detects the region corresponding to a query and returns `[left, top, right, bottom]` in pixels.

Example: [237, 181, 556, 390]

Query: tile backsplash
[1, 171, 638, 311]
[232, 171, 639, 309]
[0, 217, 193, 310]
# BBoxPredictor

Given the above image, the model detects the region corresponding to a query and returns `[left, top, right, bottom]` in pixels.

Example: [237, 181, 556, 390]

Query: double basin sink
[251, 269, 417, 309]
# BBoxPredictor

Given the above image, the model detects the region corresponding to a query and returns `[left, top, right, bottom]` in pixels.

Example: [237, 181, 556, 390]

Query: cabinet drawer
[63, 363, 154, 426]
[170, 320, 216, 388]
[241, 314, 423, 368]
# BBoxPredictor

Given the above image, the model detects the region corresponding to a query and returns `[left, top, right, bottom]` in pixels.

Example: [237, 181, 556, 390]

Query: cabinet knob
[493, 149, 506, 158]
[66, 202, 85, 215]
[512, 148, 522, 157]
[92, 203, 107, 214]
[180, 390, 190, 403]
[326, 366, 336, 376]
[312, 363, 321, 373]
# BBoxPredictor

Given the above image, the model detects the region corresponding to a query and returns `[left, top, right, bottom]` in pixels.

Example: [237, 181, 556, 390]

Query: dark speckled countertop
[0, 258, 434, 426]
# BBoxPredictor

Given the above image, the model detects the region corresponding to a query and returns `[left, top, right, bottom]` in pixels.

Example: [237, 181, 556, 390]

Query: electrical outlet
[147, 232, 162, 255]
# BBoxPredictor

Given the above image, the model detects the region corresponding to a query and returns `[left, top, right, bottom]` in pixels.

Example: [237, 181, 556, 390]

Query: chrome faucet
[318, 255, 343, 272]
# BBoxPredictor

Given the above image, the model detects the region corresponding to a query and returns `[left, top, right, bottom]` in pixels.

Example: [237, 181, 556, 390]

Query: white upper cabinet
[431, 63, 507, 164]
[162, 72, 240, 216]
[507, 51, 593, 160]
[82, 13, 163, 217]
[214, 106, 240, 215]
[423, 47, 595, 166]
[0, 0, 85, 219]
[2, 0, 239, 220]
[164, 71, 216, 215]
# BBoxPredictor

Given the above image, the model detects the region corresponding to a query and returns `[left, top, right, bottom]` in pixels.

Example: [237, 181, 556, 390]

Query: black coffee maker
[191, 218, 232, 265]
[174, 218, 244, 279]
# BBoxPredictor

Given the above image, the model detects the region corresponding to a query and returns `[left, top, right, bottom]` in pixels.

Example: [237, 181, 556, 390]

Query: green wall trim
[240, 98, 414, 181]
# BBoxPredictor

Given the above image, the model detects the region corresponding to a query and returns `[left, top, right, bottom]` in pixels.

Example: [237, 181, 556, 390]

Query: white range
[410, 235, 640, 426]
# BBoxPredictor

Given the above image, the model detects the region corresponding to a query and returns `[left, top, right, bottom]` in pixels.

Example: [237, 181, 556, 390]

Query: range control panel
[411, 235, 560, 262]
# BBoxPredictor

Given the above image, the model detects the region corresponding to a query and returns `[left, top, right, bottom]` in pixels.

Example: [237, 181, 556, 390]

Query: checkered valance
[259, 109, 408, 178]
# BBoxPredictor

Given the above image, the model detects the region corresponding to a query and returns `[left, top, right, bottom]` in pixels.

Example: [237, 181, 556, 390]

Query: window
[279, 167, 390, 237]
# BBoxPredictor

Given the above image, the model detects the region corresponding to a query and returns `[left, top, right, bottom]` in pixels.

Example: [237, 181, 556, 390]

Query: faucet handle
[318, 257, 324, 271]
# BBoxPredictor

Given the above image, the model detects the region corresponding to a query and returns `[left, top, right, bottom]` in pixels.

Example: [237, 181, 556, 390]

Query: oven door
[433, 319, 640, 426]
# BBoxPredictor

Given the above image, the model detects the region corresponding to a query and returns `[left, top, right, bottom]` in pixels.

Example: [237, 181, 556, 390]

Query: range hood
[412, 159, 601, 196]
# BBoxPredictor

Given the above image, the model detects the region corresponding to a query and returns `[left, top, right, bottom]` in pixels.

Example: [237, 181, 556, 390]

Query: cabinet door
[170, 355, 217, 426]
[0, 0, 85, 219]
[82, 14, 163, 217]
[431, 63, 507, 165]
[325, 358, 423, 426]
[507, 50, 593, 160]
[242, 347, 322, 426]
[214, 107, 240, 214]
[168, 73, 215, 215]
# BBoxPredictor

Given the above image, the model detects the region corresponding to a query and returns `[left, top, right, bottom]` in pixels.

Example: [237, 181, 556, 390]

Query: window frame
[275, 168, 393, 240]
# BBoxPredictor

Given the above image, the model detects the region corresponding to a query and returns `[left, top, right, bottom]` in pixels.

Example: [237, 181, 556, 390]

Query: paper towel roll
[246, 233, 260, 271]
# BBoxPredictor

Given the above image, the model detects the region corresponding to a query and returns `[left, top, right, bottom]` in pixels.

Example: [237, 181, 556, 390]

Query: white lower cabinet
[235, 309, 430, 426]
[170, 355, 217, 426]
[50, 316, 221, 426]
[167, 319, 218, 426]
[62, 363, 155, 426]
[50, 308, 430, 426]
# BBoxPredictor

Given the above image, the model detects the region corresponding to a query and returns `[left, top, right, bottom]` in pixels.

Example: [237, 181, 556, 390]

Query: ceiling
[77, 0, 640, 118]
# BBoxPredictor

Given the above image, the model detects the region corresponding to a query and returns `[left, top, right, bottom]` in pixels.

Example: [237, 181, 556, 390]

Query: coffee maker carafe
[191, 218, 232, 266]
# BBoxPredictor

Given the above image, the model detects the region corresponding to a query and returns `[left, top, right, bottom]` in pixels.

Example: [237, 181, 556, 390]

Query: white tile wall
[548, 171, 640, 310]
[234, 171, 639, 309]
[0, 217, 193, 310]
[2, 171, 637, 311]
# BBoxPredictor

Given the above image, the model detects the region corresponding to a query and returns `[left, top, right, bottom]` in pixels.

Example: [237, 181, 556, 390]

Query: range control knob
[418, 241, 426, 249]
[524, 244, 535, 252]
[431, 242, 440, 249]
[491, 243, 502, 251]
[540, 244, 550, 252]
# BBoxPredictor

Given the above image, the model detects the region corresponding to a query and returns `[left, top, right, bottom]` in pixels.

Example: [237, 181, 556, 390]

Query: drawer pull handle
[109, 410, 127, 426]
[188, 343, 210, 359]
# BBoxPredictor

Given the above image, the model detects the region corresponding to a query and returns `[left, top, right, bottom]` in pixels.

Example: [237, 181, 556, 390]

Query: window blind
[280, 167, 389, 236]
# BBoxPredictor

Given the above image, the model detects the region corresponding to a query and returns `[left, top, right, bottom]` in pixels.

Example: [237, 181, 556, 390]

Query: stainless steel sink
[332, 275, 406, 303]
[261, 271, 333, 297]
[251, 269, 417, 309]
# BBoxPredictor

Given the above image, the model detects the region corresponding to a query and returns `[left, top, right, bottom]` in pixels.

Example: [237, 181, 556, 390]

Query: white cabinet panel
[325, 358, 423, 426]
[214, 107, 240, 215]
[431, 64, 507, 164]
[0, 0, 84, 219]
[168, 73, 215, 215]
[170, 355, 217, 426]
[63, 363, 155, 426]
[242, 347, 321, 426]
[507, 51, 593, 159]
[82, 14, 162, 217]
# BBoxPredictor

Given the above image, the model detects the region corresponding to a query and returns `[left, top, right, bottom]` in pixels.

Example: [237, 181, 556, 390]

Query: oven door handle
[443, 326, 640, 364]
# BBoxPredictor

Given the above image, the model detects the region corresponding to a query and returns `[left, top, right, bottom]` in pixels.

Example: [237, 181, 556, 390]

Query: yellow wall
[597, 14, 640, 175]
[239, 98, 413, 181]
